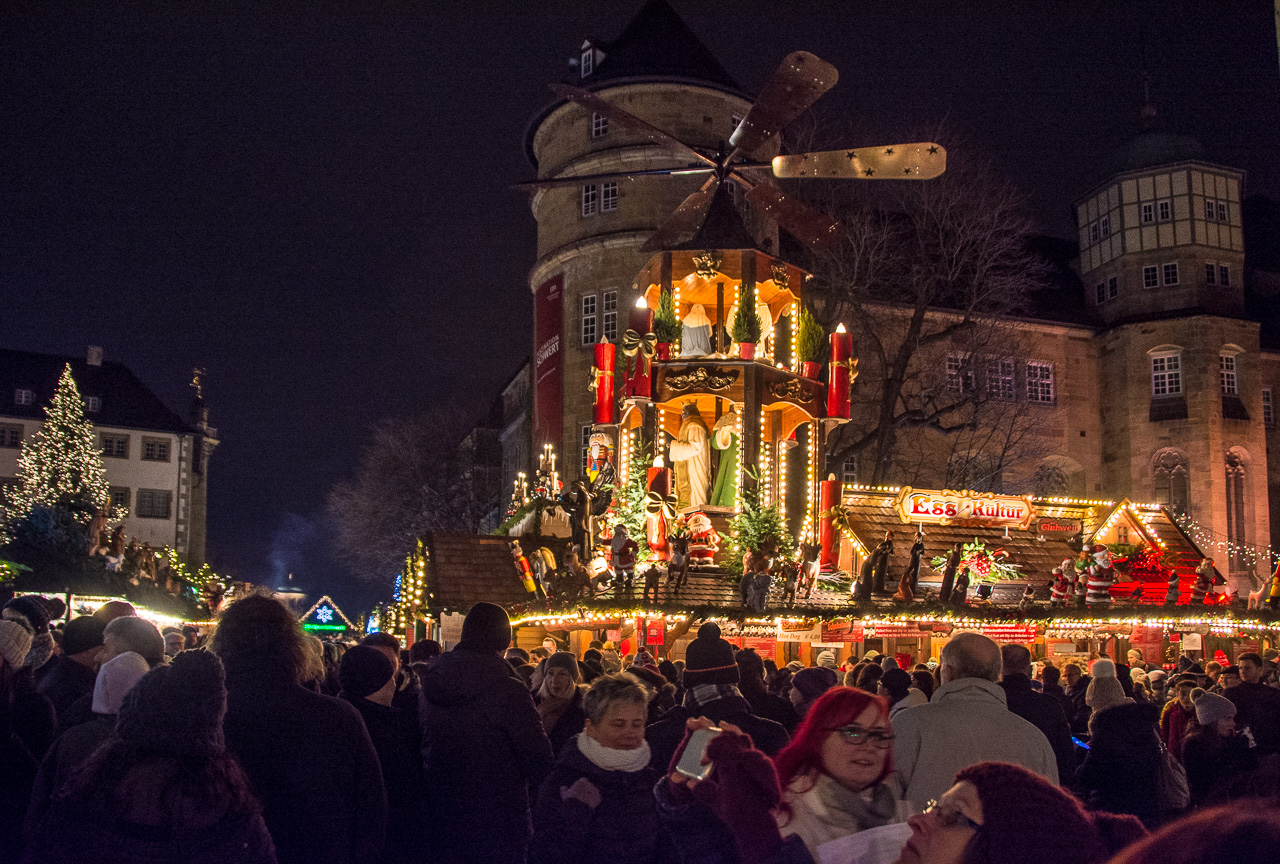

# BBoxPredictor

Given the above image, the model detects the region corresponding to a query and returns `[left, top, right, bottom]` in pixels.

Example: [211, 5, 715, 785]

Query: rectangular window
[1100, 215, 1111, 237]
[1158, 199, 1171, 220]
[1219, 265, 1230, 287]
[600, 181, 618, 212]
[84, 396, 101, 413]
[946, 355, 973, 393]
[842, 455, 859, 485]
[0, 423, 21, 449]
[1095, 282, 1106, 305]
[141, 437, 170, 462]
[1108, 275, 1118, 299]
[100, 433, 129, 459]
[591, 112, 608, 138]
[602, 290, 618, 342]
[1141, 202, 1155, 223]
[580, 425, 593, 473]
[1163, 263, 1179, 286]
[580, 294, 598, 346]
[580, 49, 593, 77]
[581, 184, 597, 217]
[109, 487, 130, 512]
[1220, 354, 1238, 395]
[1143, 265, 1159, 289]
[1205, 198, 1216, 220]
[1027, 362, 1055, 404]
[1205, 263, 1217, 285]
[136, 489, 172, 519]
[987, 358, 1015, 401]
[13, 389, 34, 406]
[1264, 388, 1274, 426]
[1217, 201, 1228, 222]
[1089, 222, 1100, 243]
[1151, 353, 1182, 396]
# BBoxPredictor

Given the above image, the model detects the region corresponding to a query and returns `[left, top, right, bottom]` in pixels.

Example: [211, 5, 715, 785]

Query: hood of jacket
[932, 677, 1009, 707]
[1091, 700, 1161, 745]
[422, 645, 523, 708]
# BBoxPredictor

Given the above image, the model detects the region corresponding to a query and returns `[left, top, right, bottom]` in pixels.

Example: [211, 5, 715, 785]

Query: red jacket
[1160, 700, 1195, 761]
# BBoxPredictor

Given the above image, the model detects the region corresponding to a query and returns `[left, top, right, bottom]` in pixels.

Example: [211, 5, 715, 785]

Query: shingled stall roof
[423, 533, 534, 613]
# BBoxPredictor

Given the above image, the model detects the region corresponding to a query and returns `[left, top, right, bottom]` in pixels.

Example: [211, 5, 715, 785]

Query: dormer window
[85, 396, 101, 413]
[580, 47, 594, 78]
[591, 112, 609, 138]
[14, 389, 34, 406]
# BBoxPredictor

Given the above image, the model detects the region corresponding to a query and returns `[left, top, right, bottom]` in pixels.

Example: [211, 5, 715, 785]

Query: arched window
[1225, 451, 1247, 572]
[1031, 464, 1069, 497]
[1152, 449, 1189, 518]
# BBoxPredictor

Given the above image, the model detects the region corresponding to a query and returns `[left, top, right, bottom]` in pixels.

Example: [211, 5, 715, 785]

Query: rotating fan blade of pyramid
[511, 165, 714, 192]
[639, 175, 722, 253]
[772, 143, 947, 179]
[550, 83, 717, 165]
[728, 51, 839, 158]
[741, 182, 844, 251]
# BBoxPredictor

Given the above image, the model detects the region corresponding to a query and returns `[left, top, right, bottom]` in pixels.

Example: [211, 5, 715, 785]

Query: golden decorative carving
[667, 367, 737, 392]
[770, 262, 789, 289]
[769, 379, 811, 403]
[692, 250, 723, 280]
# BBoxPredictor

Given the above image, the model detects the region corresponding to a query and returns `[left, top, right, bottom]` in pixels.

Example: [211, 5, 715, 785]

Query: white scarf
[576, 731, 651, 773]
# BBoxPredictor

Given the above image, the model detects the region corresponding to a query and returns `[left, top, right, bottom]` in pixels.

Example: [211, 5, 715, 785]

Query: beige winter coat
[890, 677, 1059, 809]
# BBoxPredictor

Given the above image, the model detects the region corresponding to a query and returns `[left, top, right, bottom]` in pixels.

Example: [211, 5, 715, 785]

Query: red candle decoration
[623, 298, 656, 399]
[592, 340, 615, 424]
[827, 323, 852, 419]
[645, 466, 673, 560]
[631, 296, 654, 334]
[819, 475, 841, 571]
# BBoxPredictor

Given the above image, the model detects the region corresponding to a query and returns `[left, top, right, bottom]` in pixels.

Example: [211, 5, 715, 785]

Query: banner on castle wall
[533, 273, 564, 451]
[894, 487, 1035, 530]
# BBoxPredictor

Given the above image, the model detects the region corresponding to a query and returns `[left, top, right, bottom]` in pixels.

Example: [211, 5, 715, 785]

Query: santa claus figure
[1085, 545, 1114, 606]
[685, 511, 719, 569]
[1049, 567, 1071, 608]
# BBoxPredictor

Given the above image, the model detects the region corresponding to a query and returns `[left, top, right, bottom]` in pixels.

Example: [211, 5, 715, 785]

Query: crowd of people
[3, 592, 1280, 863]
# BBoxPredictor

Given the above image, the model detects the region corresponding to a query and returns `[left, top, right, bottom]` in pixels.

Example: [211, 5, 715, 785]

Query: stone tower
[1075, 114, 1269, 589]
[524, 0, 754, 481]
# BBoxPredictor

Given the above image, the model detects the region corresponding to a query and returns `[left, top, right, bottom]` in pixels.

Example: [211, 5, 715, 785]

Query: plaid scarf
[683, 682, 744, 711]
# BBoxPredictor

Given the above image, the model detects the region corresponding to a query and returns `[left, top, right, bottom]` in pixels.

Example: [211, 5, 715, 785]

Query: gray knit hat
[545, 651, 580, 681]
[116, 649, 227, 755]
[0, 620, 32, 670]
[1194, 691, 1237, 726]
[92, 651, 150, 715]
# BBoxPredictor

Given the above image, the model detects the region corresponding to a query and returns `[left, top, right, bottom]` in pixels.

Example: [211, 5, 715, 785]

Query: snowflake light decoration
[315, 606, 334, 624]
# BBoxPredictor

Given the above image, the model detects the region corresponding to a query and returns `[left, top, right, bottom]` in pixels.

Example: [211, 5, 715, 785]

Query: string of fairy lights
[1176, 514, 1278, 571]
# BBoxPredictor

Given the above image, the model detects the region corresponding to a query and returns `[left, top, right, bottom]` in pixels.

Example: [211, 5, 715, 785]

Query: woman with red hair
[773, 686, 905, 859]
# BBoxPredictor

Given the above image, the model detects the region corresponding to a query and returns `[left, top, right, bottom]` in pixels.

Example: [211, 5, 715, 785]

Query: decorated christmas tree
[610, 438, 653, 561]
[7, 365, 111, 523]
[726, 468, 795, 577]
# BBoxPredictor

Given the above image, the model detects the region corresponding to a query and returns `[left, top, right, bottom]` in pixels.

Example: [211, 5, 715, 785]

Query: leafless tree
[790, 127, 1056, 488]
[326, 407, 491, 582]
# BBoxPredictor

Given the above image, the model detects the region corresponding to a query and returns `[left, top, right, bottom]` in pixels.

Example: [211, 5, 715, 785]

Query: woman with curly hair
[25, 650, 277, 863]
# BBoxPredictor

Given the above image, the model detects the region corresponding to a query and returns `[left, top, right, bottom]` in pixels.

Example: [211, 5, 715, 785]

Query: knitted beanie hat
[92, 651, 150, 715]
[545, 650, 580, 681]
[459, 602, 511, 653]
[881, 655, 900, 671]
[339, 645, 395, 699]
[4, 595, 54, 634]
[815, 650, 837, 669]
[658, 659, 679, 683]
[1086, 674, 1130, 712]
[62, 615, 107, 656]
[880, 666, 912, 701]
[0, 619, 32, 670]
[955, 762, 1141, 864]
[116, 649, 227, 756]
[1194, 691, 1237, 726]
[792, 666, 838, 701]
[1091, 658, 1116, 678]
[682, 622, 740, 687]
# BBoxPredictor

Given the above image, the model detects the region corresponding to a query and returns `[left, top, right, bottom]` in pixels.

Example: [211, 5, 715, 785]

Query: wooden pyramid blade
[640, 175, 721, 253]
[512, 165, 714, 192]
[772, 143, 947, 180]
[743, 183, 844, 250]
[729, 51, 838, 156]
[551, 83, 715, 165]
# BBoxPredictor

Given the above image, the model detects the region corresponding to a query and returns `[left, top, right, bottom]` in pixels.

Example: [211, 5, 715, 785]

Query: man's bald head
[1000, 643, 1033, 679]
[941, 632, 1003, 683]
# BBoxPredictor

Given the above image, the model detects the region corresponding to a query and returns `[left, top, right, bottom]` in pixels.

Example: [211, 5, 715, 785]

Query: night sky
[3, 1, 1278, 615]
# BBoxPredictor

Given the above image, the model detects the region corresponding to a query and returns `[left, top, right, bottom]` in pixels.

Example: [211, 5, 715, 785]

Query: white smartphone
[675, 727, 722, 781]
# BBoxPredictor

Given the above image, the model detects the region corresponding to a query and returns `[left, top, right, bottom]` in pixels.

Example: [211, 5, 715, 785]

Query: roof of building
[1104, 125, 1207, 177]
[424, 533, 534, 612]
[524, 0, 750, 167]
[667, 182, 764, 252]
[588, 0, 742, 92]
[0, 348, 191, 434]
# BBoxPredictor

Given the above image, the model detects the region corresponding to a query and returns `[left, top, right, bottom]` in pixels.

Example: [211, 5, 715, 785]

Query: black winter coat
[645, 694, 790, 772]
[25, 715, 115, 838]
[741, 686, 800, 733]
[419, 645, 555, 863]
[35, 655, 97, 722]
[1042, 682, 1076, 732]
[1223, 682, 1280, 755]
[1000, 675, 1076, 783]
[1064, 675, 1092, 735]
[222, 670, 387, 864]
[1, 731, 37, 862]
[529, 735, 663, 864]
[1075, 701, 1162, 825]
[1181, 730, 1259, 807]
[538, 688, 587, 758]
[343, 697, 427, 864]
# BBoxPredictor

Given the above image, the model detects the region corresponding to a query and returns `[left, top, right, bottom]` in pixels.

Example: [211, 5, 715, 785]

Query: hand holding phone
[674, 726, 722, 781]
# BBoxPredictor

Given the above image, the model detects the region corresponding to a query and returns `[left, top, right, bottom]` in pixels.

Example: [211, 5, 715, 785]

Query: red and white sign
[777, 620, 822, 642]
[821, 621, 866, 643]
[895, 487, 1034, 530]
[743, 637, 777, 654]
[645, 619, 665, 645]
[978, 624, 1037, 643]
[533, 274, 564, 451]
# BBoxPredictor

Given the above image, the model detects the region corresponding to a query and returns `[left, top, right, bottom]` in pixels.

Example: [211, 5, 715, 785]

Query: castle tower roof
[589, 0, 741, 92]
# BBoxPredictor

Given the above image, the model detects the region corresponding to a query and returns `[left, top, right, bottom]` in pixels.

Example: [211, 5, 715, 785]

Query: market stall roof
[423, 533, 533, 613]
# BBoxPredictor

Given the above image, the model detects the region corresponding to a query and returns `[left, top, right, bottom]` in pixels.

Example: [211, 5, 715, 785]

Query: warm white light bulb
[635, 296, 648, 309]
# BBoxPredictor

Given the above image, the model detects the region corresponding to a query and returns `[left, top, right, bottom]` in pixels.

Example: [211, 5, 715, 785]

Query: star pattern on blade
[846, 150, 857, 160]
[928, 145, 939, 154]
[863, 168, 875, 177]
[884, 148, 894, 155]
[903, 168, 913, 174]
[316, 606, 334, 623]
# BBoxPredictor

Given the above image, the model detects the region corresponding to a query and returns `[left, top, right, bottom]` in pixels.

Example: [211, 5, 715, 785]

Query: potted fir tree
[732, 283, 762, 360]
[653, 289, 680, 360]
[796, 307, 825, 378]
